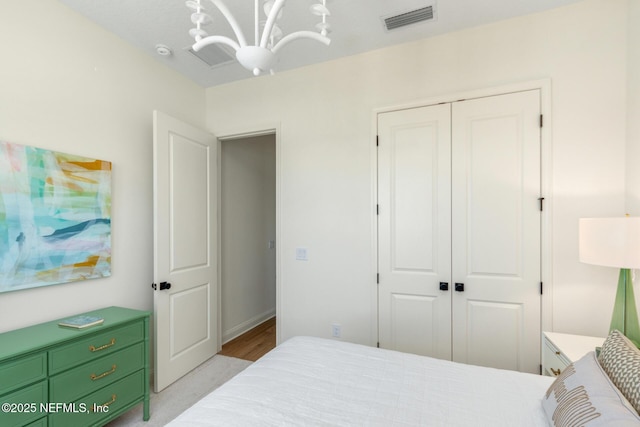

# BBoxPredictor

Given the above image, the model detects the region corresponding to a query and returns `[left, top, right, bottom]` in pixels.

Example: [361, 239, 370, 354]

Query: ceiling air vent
[384, 6, 434, 31]
[187, 44, 235, 68]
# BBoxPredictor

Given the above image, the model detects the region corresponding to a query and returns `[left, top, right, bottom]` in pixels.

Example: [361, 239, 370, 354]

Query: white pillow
[542, 351, 640, 426]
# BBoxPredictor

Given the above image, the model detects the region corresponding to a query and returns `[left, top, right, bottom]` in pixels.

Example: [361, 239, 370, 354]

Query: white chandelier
[186, 0, 331, 76]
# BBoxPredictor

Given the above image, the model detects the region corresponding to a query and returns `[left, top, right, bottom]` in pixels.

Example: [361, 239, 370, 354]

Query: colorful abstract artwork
[0, 141, 112, 293]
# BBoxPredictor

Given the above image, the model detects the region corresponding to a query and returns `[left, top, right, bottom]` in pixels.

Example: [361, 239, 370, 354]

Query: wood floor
[218, 317, 276, 362]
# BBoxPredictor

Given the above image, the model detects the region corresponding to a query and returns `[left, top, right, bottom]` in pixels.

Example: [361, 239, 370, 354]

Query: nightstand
[542, 331, 605, 377]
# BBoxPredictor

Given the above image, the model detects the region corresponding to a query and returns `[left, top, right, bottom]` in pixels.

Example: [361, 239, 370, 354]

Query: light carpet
[106, 355, 252, 426]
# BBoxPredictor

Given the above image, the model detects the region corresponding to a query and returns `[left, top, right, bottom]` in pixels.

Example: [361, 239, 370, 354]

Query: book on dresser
[58, 315, 104, 329]
[0, 306, 150, 427]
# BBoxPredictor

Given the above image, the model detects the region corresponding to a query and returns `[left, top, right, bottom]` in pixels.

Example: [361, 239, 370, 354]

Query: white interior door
[378, 104, 452, 359]
[451, 90, 541, 373]
[153, 111, 218, 392]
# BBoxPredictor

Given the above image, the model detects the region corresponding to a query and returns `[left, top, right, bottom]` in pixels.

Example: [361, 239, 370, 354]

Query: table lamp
[579, 216, 640, 346]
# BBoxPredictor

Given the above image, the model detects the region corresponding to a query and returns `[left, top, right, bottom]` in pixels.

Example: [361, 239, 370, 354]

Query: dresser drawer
[0, 352, 46, 396]
[48, 370, 145, 427]
[49, 322, 144, 374]
[50, 342, 145, 402]
[0, 380, 47, 427]
[543, 336, 570, 377]
[25, 417, 47, 427]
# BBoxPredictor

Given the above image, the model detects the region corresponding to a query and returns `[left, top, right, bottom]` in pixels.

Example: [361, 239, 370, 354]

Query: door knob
[439, 282, 449, 291]
[151, 282, 172, 291]
[455, 283, 465, 292]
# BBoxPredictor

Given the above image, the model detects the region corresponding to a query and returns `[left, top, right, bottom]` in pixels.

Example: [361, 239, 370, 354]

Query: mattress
[167, 336, 554, 426]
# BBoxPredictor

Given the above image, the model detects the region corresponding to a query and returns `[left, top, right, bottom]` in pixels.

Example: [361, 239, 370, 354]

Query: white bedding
[167, 336, 554, 426]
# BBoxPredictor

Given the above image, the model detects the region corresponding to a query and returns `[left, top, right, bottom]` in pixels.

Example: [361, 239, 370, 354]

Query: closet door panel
[451, 90, 541, 373]
[467, 115, 521, 276]
[465, 300, 523, 371]
[389, 293, 439, 357]
[378, 104, 452, 359]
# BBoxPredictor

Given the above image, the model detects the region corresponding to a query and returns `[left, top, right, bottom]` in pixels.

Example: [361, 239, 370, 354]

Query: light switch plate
[295, 247, 308, 261]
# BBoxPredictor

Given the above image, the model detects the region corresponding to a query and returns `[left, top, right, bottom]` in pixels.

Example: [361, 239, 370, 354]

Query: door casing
[214, 124, 282, 346]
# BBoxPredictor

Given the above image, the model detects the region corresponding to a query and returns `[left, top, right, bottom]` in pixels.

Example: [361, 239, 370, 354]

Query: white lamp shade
[579, 217, 640, 269]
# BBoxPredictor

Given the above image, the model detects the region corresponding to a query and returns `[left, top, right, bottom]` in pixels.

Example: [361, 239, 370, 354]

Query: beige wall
[221, 135, 276, 342]
[206, 0, 630, 342]
[0, 1, 205, 332]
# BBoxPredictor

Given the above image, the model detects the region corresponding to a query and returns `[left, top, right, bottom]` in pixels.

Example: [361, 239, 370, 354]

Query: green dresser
[0, 306, 150, 427]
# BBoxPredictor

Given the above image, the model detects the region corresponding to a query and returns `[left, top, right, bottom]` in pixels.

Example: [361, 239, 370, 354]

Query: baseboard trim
[222, 309, 276, 344]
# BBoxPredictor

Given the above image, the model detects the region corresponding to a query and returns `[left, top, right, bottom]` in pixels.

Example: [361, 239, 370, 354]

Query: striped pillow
[598, 329, 640, 414]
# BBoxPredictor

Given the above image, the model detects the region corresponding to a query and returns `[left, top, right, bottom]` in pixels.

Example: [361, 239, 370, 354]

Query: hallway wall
[220, 135, 277, 342]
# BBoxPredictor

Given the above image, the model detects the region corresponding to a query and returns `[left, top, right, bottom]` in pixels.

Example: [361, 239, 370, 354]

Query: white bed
[167, 336, 556, 426]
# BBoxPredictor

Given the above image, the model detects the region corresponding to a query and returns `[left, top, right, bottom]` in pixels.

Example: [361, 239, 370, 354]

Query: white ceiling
[56, 0, 585, 88]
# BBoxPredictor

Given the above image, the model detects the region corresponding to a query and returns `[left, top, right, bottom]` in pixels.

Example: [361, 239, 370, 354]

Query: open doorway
[218, 133, 276, 359]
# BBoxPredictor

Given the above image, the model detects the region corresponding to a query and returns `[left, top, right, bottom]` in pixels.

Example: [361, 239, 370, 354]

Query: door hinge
[538, 197, 545, 211]
[376, 204, 379, 215]
[540, 282, 543, 295]
[377, 273, 380, 284]
[539, 364, 543, 375]
[540, 114, 543, 128]
[376, 135, 379, 146]
[377, 342, 380, 348]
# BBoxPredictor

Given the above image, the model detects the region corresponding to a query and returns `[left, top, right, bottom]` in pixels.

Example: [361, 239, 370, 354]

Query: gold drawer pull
[92, 394, 116, 412]
[101, 394, 117, 407]
[551, 368, 562, 376]
[90, 364, 117, 381]
[89, 338, 116, 352]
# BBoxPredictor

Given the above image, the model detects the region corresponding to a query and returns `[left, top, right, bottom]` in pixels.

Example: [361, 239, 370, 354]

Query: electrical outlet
[331, 323, 341, 338]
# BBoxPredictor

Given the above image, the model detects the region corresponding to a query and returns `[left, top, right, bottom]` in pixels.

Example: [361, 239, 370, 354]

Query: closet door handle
[439, 282, 449, 291]
[455, 283, 465, 292]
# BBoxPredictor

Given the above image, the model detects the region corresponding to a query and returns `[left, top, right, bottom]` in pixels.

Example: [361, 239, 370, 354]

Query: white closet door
[451, 90, 541, 373]
[378, 104, 452, 359]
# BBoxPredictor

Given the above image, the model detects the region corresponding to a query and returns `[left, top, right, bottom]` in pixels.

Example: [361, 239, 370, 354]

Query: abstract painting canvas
[0, 141, 112, 293]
